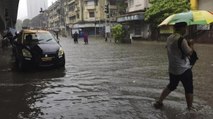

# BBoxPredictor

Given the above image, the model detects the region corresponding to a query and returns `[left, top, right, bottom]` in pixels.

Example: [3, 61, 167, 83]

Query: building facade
[127, 0, 149, 12]
[47, 0, 117, 36]
[198, 0, 213, 11]
[47, 1, 61, 29]
[27, 0, 48, 19]
[0, 0, 19, 30]
[117, 0, 150, 40]
[190, 0, 213, 11]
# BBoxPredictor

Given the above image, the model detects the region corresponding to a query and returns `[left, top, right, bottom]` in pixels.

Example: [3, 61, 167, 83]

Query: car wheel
[14, 51, 19, 63]
[61, 58, 65, 68]
[58, 62, 65, 68]
[57, 58, 65, 68]
[61, 62, 65, 68]
[17, 59, 26, 71]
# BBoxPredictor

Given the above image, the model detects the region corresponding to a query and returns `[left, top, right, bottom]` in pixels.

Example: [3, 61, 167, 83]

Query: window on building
[95, 0, 98, 5]
[77, 14, 79, 19]
[69, 16, 76, 22]
[110, 10, 117, 17]
[108, 0, 116, 5]
[89, 11, 95, 18]
[69, 4, 75, 11]
[86, 0, 95, 6]
[135, 26, 141, 35]
[129, 0, 134, 7]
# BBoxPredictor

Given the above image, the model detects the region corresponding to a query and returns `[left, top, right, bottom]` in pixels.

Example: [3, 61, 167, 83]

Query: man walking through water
[154, 22, 195, 110]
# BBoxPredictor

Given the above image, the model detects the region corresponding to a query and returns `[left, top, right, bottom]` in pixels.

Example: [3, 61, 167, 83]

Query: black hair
[174, 22, 187, 30]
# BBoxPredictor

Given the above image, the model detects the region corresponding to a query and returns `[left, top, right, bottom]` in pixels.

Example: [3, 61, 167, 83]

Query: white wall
[199, 0, 213, 11]
[127, 0, 149, 12]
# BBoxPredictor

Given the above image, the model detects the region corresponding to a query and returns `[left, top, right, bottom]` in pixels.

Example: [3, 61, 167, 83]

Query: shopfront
[117, 12, 151, 40]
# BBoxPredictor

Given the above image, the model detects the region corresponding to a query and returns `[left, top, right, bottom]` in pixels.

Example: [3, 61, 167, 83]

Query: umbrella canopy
[159, 10, 213, 27]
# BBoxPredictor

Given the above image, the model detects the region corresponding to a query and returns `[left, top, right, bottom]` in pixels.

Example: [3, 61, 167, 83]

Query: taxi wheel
[58, 62, 65, 68]
[17, 59, 26, 71]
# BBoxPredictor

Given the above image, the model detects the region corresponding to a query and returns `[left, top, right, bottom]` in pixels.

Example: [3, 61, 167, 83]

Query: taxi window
[23, 33, 38, 45]
[23, 32, 57, 45]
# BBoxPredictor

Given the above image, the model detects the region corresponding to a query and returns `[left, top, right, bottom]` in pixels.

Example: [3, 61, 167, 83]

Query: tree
[145, 0, 190, 26]
[15, 19, 23, 31]
[144, 0, 190, 40]
[115, 0, 128, 15]
[112, 24, 126, 43]
[22, 19, 31, 28]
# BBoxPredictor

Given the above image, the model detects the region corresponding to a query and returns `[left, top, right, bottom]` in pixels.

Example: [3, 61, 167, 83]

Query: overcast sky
[17, 0, 57, 20]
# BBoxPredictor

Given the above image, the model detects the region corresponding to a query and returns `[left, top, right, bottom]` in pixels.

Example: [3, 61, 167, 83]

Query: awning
[117, 12, 144, 22]
[71, 23, 105, 28]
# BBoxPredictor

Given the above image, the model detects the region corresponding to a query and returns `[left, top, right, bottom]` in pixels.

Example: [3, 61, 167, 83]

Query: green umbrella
[159, 10, 213, 26]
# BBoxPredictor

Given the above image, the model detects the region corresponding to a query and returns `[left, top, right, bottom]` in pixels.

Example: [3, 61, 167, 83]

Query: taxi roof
[22, 29, 49, 34]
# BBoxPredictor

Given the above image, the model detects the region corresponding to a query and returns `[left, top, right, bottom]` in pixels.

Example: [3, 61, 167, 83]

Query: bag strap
[177, 37, 185, 59]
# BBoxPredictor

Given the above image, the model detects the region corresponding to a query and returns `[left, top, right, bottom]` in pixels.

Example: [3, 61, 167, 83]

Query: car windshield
[23, 32, 57, 45]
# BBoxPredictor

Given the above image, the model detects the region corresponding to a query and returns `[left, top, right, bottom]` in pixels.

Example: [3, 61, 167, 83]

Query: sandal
[153, 101, 163, 109]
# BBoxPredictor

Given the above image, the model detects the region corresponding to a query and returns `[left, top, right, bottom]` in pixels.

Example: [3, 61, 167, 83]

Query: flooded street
[0, 37, 213, 119]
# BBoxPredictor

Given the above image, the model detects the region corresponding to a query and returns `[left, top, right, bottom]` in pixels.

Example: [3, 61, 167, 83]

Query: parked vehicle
[13, 29, 65, 70]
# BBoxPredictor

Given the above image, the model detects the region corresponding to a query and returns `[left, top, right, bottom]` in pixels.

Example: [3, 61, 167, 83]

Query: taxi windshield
[24, 32, 57, 45]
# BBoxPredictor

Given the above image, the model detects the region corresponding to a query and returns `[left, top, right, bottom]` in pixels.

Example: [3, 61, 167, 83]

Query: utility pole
[95, 2, 97, 40]
[104, 0, 109, 42]
[108, 1, 111, 40]
[80, 0, 84, 22]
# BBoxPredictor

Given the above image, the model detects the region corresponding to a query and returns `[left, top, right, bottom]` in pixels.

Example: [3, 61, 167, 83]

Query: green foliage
[112, 24, 126, 42]
[15, 19, 23, 31]
[22, 19, 31, 27]
[116, 0, 128, 15]
[145, 0, 190, 26]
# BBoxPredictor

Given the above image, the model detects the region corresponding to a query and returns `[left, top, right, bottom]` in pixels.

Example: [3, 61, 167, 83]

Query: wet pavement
[0, 36, 213, 119]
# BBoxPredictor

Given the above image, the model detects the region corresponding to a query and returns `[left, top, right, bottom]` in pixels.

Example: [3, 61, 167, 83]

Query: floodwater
[0, 37, 212, 119]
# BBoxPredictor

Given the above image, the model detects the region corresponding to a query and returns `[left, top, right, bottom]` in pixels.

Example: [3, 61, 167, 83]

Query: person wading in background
[73, 31, 79, 44]
[83, 32, 88, 44]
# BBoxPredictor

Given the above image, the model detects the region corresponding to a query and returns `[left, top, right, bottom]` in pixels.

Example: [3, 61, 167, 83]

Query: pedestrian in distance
[153, 22, 195, 111]
[105, 33, 108, 42]
[73, 31, 79, 44]
[83, 32, 88, 44]
[53, 29, 59, 40]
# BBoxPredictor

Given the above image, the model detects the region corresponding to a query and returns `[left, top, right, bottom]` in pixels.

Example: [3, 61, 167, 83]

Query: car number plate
[41, 57, 52, 61]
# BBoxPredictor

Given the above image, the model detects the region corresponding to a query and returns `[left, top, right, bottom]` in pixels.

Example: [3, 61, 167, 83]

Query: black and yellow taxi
[13, 29, 65, 70]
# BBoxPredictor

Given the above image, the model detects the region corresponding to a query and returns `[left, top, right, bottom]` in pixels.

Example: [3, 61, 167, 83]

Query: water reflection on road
[0, 37, 212, 119]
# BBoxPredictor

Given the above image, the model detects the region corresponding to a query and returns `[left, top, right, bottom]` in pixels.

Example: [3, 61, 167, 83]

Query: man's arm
[182, 39, 193, 56]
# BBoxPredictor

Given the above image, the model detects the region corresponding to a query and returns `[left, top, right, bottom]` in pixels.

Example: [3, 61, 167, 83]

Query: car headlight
[22, 49, 32, 58]
[58, 47, 64, 58]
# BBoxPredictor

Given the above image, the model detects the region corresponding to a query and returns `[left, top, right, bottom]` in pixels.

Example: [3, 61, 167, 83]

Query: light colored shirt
[166, 33, 192, 75]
